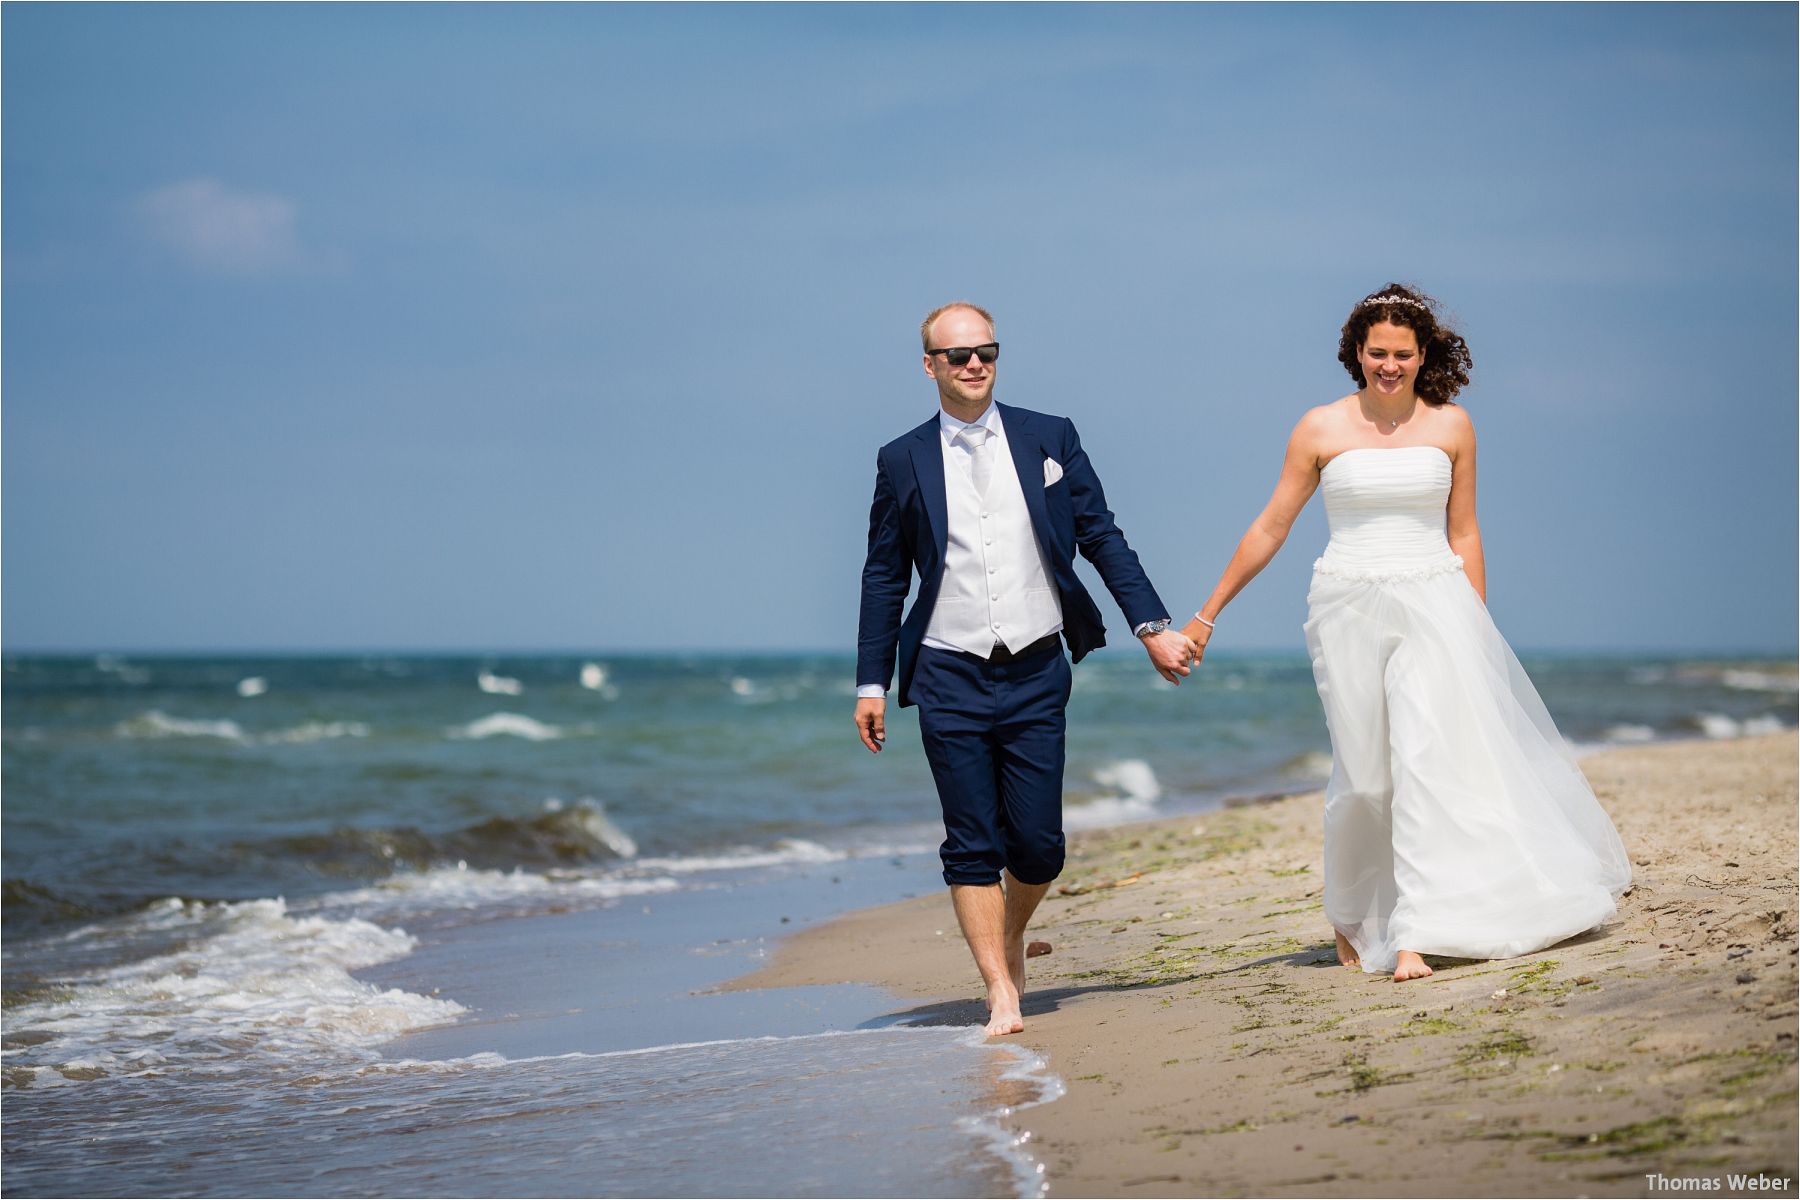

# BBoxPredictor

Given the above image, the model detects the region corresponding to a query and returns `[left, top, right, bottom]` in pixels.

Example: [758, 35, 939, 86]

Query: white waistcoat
[924, 432, 1063, 655]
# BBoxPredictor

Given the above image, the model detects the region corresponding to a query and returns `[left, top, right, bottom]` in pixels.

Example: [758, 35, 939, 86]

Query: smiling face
[922, 306, 998, 418]
[1357, 321, 1424, 399]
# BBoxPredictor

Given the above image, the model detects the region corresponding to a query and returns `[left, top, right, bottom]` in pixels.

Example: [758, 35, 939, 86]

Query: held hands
[1179, 617, 1214, 666]
[1141, 628, 1200, 684]
[854, 697, 887, 753]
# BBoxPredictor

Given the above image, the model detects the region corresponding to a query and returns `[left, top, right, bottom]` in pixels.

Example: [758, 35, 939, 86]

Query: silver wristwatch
[1137, 619, 1171, 637]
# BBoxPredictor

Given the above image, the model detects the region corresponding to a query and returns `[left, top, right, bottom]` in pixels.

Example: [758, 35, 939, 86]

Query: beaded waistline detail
[1311, 554, 1465, 584]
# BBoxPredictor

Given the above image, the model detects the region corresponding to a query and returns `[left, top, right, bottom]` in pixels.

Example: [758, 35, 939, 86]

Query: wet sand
[728, 733, 1798, 1197]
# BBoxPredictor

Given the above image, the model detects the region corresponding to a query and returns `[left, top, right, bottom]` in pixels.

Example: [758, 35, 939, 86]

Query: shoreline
[728, 732, 1799, 1197]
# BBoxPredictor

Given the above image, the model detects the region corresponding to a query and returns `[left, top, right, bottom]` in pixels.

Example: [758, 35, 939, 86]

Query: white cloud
[134, 178, 326, 276]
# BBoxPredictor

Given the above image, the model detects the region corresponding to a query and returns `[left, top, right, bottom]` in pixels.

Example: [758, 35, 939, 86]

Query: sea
[3, 650, 1794, 1197]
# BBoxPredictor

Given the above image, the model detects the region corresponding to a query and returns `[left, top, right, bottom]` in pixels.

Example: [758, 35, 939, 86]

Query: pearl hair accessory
[1359, 293, 1428, 311]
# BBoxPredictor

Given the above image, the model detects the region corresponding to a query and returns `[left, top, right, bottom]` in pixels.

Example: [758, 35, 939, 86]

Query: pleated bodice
[1314, 446, 1461, 582]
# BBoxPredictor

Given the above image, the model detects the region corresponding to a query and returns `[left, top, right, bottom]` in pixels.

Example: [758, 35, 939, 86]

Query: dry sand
[729, 733, 1798, 1197]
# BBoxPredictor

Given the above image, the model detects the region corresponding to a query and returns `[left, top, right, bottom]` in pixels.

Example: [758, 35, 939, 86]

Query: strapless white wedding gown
[1304, 446, 1631, 974]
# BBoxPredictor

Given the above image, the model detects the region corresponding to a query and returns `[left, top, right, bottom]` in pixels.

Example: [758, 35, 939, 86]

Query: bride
[1182, 284, 1632, 981]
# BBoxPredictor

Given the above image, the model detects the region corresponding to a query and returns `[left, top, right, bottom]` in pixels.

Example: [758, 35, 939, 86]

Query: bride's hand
[1180, 619, 1212, 663]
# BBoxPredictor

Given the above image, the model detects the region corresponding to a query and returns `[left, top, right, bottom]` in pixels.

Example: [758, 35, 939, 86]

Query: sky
[4, 3, 1795, 655]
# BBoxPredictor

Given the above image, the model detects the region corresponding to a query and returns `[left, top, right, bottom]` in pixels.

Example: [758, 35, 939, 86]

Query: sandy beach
[730, 732, 1799, 1198]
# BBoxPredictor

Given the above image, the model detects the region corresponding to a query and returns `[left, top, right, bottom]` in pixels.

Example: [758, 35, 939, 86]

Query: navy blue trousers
[911, 642, 1071, 887]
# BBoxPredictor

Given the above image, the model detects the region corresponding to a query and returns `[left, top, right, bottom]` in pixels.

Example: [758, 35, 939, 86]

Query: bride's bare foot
[1334, 930, 1361, 968]
[1393, 950, 1434, 981]
[984, 979, 1024, 1036]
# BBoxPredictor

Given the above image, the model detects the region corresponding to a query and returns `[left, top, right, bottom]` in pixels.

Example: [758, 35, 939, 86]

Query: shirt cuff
[856, 684, 887, 699]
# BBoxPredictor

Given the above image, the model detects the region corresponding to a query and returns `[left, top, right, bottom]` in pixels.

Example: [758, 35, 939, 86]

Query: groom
[854, 301, 1194, 1036]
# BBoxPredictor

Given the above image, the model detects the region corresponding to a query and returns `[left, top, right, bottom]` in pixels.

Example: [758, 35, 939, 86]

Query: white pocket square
[1043, 458, 1064, 487]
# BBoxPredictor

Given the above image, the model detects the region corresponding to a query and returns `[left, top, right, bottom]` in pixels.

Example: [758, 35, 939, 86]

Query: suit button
[981, 512, 989, 519]
[988, 568, 996, 575]
[991, 595, 999, 601]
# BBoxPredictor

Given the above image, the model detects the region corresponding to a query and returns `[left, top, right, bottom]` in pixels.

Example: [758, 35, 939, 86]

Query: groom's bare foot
[1393, 951, 1434, 981]
[984, 980, 1024, 1036]
[1006, 936, 1028, 1003]
[1334, 930, 1361, 968]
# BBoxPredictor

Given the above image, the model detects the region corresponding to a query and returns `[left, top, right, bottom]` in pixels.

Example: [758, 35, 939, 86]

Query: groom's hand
[854, 697, 887, 753]
[1142, 629, 1198, 684]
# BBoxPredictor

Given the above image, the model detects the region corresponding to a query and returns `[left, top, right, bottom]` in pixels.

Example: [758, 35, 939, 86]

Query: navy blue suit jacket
[857, 403, 1169, 708]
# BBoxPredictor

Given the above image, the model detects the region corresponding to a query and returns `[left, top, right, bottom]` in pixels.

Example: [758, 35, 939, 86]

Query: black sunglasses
[926, 342, 1000, 367]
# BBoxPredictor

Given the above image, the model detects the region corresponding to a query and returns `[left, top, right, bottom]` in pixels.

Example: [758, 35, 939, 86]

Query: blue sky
[5, 4, 1794, 654]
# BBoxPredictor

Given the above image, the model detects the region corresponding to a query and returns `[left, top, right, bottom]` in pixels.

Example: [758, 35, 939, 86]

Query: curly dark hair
[1337, 283, 1473, 405]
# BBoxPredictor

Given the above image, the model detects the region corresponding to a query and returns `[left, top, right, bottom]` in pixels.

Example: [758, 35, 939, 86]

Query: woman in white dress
[1181, 284, 1632, 982]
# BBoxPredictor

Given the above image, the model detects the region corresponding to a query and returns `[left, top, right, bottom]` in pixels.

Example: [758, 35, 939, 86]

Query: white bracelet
[1193, 612, 1216, 629]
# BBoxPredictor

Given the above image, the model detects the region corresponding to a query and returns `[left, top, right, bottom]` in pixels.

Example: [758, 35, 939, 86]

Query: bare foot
[984, 939, 1031, 1015]
[1006, 937, 1028, 1003]
[1334, 930, 1361, 968]
[1393, 950, 1434, 981]
[984, 980, 1024, 1036]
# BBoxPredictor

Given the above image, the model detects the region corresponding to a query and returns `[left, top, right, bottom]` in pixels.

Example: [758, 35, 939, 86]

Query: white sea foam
[114, 711, 376, 744]
[309, 866, 678, 921]
[477, 670, 524, 696]
[1063, 795, 1161, 831]
[4, 898, 462, 1087]
[1064, 760, 1165, 831]
[1282, 750, 1335, 779]
[235, 676, 268, 698]
[955, 1030, 1064, 1200]
[450, 712, 563, 741]
[1692, 712, 1787, 739]
[730, 676, 755, 696]
[580, 662, 609, 690]
[116, 710, 246, 741]
[1602, 723, 1657, 744]
[1721, 669, 1799, 693]
[95, 655, 151, 684]
[263, 720, 372, 744]
[546, 798, 638, 858]
[1092, 759, 1162, 803]
[636, 838, 847, 873]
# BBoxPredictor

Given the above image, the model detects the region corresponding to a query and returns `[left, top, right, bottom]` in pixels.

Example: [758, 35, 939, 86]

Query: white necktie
[959, 425, 993, 497]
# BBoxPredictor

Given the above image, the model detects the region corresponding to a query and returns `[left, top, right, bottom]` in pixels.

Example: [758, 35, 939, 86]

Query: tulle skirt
[1304, 559, 1632, 974]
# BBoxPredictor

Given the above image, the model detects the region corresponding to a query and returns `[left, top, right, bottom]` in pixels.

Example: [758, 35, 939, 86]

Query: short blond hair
[920, 302, 996, 351]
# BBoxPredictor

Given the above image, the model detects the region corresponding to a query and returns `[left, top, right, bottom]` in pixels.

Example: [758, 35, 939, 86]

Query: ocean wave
[1091, 759, 1161, 803]
[1690, 713, 1788, 740]
[94, 655, 151, 685]
[1064, 759, 1165, 831]
[1064, 795, 1161, 831]
[2, 898, 462, 1089]
[448, 712, 562, 740]
[1601, 723, 1657, 744]
[957, 1030, 1063, 1200]
[115, 710, 247, 740]
[1720, 669, 1799, 693]
[1280, 749, 1335, 779]
[114, 711, 374, 745]
[262, 720, 371, 744]
[636, 838, 846, 873]
[257, 799, 641, 879]
[307, 866, 678, 922]
[477, 670, 524, 696]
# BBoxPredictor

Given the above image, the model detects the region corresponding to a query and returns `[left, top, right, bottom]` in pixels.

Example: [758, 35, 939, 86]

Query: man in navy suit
[854, 302, 1195, 1036]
